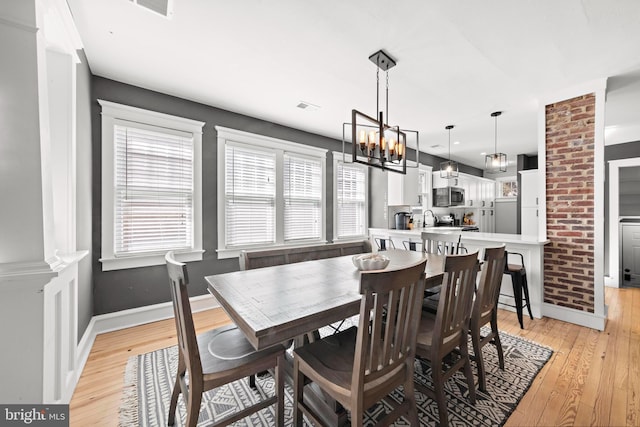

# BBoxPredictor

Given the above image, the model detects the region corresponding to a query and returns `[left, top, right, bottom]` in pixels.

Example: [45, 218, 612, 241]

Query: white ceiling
[66, 0, 640, 170]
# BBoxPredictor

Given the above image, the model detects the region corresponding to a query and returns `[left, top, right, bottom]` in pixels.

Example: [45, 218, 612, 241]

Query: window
[99, 100, 204, 270]
[333, 154, 368, 240]
[497, 178, 518, 198]
[217, 127, 327, 258]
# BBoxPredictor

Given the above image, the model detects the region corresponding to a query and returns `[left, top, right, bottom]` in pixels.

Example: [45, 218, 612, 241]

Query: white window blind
[114, 124, 194, 256]
[336, 161, 367, 238]
[225, 145, 276, 246]
[284, 154, 322, 241]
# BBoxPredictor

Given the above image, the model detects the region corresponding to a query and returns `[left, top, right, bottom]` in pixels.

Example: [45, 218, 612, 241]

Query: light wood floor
[70, 286, 640, 426]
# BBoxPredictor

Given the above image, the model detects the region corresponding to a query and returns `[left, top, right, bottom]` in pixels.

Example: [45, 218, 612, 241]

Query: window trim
[99, 100, 205, 271]
[495, 176, 519, 199]
[332, 152, 369, 242]
[216, 126, 327, 259]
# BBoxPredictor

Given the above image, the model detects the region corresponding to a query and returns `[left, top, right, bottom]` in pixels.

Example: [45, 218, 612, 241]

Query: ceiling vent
[131, 0, 173, 18]
[296, 101, 320, 111]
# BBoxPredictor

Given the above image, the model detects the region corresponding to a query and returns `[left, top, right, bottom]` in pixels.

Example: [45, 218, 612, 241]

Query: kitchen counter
[369, 227, 550, 320]
[369, 228, 549, 246]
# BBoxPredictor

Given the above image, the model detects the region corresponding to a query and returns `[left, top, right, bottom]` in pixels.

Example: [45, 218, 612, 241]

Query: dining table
[205, 249, 447, 426]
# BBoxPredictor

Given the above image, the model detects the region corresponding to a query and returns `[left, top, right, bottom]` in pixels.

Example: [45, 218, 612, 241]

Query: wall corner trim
[542, 303, 606, 331]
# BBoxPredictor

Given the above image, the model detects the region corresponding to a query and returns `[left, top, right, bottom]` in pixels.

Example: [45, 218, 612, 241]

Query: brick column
[544, 94, 596, 312]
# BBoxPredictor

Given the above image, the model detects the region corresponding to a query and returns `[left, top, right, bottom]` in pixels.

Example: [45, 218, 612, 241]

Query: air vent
[131, 0, 173, 18]
[296, 101, 320, 111]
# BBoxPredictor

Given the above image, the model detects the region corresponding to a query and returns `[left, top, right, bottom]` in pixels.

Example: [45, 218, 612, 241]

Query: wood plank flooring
[69, 286, 640, 426]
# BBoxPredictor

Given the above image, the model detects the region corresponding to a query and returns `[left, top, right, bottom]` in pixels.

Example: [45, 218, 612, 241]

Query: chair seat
[199, 325, 285, 378]
[505, 263, 525, 273]
[415, 312, 436, 350]
[293, 326, 357, 393]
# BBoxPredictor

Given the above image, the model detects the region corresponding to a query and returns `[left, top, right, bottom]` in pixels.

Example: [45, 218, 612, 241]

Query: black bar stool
[374, 237, 395, 251]
[501, 251, 533, 329]
[402, 240, 422, 251]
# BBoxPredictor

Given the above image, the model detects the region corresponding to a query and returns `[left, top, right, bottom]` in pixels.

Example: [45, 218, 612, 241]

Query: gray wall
[90, 77, 484, 315]
[91, 77, 344, 314]
[76, 50, 93, 338]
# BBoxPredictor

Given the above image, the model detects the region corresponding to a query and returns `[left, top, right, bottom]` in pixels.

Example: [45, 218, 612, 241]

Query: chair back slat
[433, 252, 478, 355]
[165, 252, 203, 379]
[421, 232, 462, 255]
[474, 246, 507, 320]
[353, 259, 427, 389]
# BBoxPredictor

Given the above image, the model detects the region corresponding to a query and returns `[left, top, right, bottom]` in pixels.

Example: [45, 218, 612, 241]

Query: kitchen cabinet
[520, 170, 539, 236]
[478, 208, 495, 233]
[418, 167, 433, 209]
[388, 166, 420, 206]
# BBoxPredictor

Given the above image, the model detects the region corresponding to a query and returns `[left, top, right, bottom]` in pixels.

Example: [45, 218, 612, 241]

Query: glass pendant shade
[485, 152, 507, 173]
[440, 160, 458, 178]
[440, 124, 458, 179]
[485, 111, 507, 174]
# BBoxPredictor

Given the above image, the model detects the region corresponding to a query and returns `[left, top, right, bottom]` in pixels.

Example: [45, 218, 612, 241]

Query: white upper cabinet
[520, 170, 540, 208]
[388, 165, 420, 206]
[520, 170, 540, 236]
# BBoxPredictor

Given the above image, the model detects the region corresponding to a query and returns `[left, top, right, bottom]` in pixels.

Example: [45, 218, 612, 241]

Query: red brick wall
[544, 94, 595, 312]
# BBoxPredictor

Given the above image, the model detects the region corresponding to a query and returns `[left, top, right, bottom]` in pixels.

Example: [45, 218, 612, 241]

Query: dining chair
[421, 232, 463, 255]
[470, 245, 507, 392]
[421, 232, 463, 297]
[414, 251, 479, 427]
[292, 258, 428, 427]
[165, 251, 285, 427]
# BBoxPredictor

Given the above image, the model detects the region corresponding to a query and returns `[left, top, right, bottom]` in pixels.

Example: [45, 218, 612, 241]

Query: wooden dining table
[205, 249, 446, 426]
[205, 249, 446, 351]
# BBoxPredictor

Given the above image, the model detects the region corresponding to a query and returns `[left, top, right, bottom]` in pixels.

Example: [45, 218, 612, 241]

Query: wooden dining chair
[165, 251, 285, 427]
[421, 232, 463, 255]
[292, 258, 428, 427]
[414, 251, 479, 427]
[470, 245, 507, 392]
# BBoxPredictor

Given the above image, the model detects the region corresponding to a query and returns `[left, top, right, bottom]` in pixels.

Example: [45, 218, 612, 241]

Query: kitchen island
[369, 227, 549, 320]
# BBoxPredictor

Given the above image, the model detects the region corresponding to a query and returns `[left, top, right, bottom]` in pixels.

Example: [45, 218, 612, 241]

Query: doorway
[607, 159, 640, 287]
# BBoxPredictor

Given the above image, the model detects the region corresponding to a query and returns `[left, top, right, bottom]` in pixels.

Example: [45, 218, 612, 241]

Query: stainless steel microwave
[432, 187, 465, 207]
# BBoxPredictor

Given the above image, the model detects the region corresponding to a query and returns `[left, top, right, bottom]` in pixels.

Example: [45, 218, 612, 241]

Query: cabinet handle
[536, 197, 538, 205]
[536, 209, 538, 217]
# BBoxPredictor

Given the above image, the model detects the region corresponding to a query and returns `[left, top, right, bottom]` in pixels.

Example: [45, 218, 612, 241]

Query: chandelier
[348, 50, 417, 174]
[485, 111, 507, 173]
[440, 125, 459, 179]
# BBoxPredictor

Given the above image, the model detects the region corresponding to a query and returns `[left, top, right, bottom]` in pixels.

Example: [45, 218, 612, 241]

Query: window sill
[100, 249, 205, 271]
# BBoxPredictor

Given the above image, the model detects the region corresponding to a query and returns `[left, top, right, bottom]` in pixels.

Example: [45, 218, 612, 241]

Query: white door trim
[607, 157, 640, 287]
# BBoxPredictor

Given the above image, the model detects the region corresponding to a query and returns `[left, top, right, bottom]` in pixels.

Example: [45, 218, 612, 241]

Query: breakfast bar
[369, 227, 550, 319]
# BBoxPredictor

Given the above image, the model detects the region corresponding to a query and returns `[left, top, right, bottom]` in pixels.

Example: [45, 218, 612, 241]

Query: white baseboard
[542, 302, 606, 331]
[73, 295, 221, 399]
[604, 275, 619, 288]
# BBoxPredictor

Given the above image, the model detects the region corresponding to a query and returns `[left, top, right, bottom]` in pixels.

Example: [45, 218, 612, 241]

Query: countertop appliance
[433, 186, 465, 207]
[395, 212, 412, 230]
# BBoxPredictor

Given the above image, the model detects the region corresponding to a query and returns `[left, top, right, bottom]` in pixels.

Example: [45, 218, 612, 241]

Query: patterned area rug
[119, 326, 552, 426]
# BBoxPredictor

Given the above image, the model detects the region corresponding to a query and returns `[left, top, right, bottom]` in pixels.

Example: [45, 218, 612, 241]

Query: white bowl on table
[352, 253, 390, 271]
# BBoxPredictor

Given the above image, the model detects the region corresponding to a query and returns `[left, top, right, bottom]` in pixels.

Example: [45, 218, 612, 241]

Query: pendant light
[350, 50, 412, 174]
[485, 111, 507, 173]
[440, 125, 458, 179]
